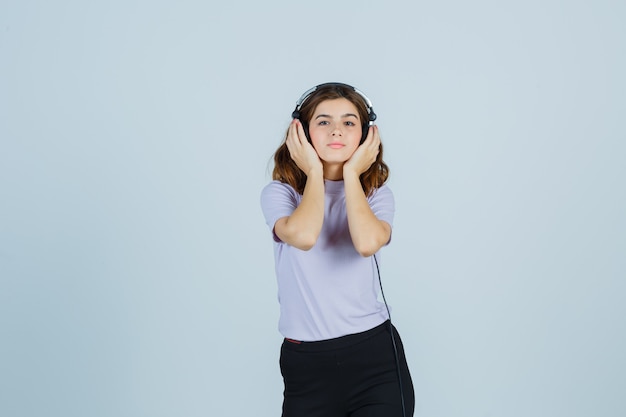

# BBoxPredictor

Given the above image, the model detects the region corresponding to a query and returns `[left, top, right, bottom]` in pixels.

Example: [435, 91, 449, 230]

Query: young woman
[261, 83, 414, 417]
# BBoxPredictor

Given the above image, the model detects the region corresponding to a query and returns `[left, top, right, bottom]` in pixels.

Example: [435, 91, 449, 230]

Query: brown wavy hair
[272, 84, 389, 196]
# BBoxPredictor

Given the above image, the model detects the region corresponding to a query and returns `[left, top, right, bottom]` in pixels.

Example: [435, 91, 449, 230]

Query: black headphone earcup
[292, 108, 311, 142]
[301, 121, 312, 143]
[361, 124, 369, 144]
[361, 111, 376, 143]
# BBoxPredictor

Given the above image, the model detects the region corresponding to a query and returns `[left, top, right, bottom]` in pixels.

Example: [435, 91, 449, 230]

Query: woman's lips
[328, 143, 344, 149]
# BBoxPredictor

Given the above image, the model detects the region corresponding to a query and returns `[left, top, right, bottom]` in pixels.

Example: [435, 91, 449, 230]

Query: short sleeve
[368, 185, 395, 243]
[260, 181, 301, 242]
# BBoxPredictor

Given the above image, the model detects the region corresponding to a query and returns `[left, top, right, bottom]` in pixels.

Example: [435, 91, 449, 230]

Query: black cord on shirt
[373, 254, 407, 417]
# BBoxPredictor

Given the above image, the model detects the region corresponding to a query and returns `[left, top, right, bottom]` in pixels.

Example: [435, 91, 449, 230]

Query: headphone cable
[373, 254, 407, 417]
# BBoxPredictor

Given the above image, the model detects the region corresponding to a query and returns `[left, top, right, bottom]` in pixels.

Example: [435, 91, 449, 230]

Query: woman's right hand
[285, 119, 323, 176]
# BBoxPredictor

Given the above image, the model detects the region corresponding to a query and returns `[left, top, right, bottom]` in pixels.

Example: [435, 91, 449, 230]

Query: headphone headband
[291, 82, 377, 124]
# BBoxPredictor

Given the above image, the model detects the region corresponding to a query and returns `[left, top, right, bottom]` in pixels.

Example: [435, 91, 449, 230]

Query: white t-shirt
[260, 179, 395, 341]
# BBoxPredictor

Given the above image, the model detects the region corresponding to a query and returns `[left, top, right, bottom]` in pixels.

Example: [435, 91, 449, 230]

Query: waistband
[282, 320, 392, 352]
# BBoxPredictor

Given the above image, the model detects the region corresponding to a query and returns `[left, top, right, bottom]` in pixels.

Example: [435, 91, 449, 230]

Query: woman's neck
[322, 162, 343, 180]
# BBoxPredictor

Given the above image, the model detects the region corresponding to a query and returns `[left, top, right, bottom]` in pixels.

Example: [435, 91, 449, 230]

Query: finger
[286, 121, 298, 151]
[369, 125, 381, 146]
[363, 125, 374, 144]
[370, 125, 381, 148]
[363, 125, 378, 150]
[285, 137, 295, 158]
[287, 120, 300, 146]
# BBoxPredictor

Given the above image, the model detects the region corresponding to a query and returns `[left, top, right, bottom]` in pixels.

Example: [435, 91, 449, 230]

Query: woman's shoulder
[261, 180, 300, 200]
[368, 183, 394, 200]
[260, 180, 302, 214]
[262, 180, 296, 193]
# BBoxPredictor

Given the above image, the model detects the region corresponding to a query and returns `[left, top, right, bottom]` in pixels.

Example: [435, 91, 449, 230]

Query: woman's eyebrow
[314, 113, 358, 119]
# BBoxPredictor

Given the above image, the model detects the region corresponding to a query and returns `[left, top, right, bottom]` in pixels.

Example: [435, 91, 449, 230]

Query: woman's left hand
[343, 125, 381, 177]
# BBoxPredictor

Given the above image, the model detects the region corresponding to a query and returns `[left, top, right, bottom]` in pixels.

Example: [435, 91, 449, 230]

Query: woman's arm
[274, 120, 325, 250]
[343, 125, 391, 257]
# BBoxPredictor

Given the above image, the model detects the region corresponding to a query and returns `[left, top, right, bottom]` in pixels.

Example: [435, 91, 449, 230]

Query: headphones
[291, 82, 377, 144]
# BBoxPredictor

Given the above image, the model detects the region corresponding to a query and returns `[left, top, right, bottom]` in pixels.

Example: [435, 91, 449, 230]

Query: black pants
[280, 320, 415, 417]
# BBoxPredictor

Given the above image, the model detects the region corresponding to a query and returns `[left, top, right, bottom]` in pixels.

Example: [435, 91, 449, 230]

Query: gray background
[1, 1, 624, 416]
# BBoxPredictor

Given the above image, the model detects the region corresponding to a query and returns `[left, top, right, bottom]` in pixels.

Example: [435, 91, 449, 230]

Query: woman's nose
[331, 125, 342, 136]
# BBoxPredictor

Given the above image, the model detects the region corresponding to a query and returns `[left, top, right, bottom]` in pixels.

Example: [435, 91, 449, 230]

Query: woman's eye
[318, 121, 329, 126]
[345, 121, 355, 126]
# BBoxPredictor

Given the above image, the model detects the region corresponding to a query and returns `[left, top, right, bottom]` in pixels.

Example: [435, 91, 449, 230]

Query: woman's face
[308, 98, 362, 166]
